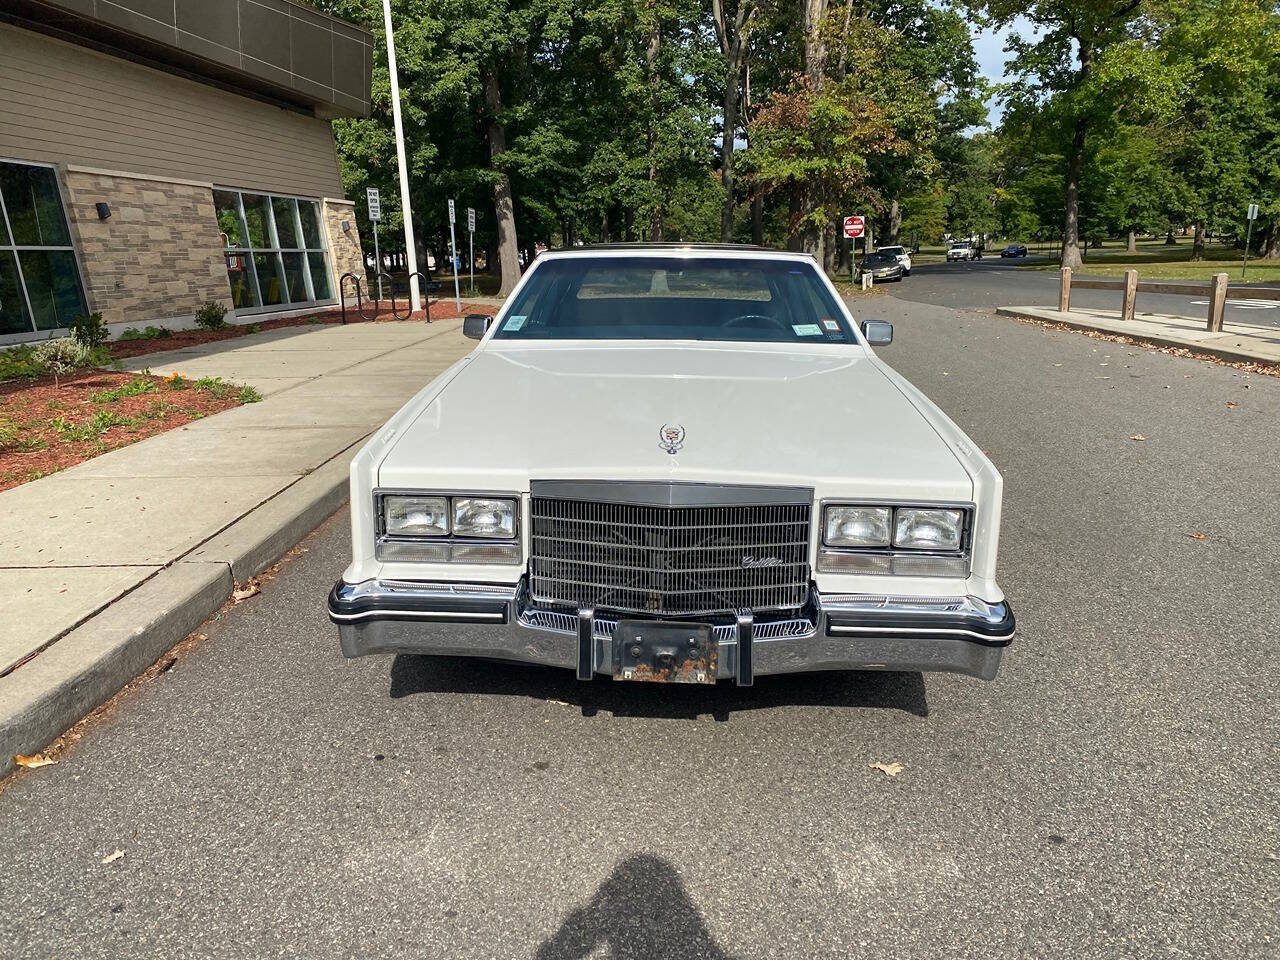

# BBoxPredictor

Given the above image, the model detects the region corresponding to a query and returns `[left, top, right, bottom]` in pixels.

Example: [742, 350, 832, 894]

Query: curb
[995, 307, 1278, 368]
[0, 448, 356, 776]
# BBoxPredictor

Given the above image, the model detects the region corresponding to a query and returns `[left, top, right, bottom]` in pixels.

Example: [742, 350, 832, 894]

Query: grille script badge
[659, 423, 685, 455]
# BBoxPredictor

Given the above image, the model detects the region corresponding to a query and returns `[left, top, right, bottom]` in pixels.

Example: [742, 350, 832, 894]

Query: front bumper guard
[328, 579, 1015, 682]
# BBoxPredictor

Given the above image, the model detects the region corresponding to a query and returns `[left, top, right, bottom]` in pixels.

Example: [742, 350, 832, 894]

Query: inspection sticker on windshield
[821, 319, 840, 331]
[792, 323, 822, 337]
[503, 314, 528, 331]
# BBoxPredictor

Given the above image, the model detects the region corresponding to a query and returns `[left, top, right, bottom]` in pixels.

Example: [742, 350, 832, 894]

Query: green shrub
[119, 325, 173, 342]
[238, 385, 263, 404]
[194, 301, 228, 331]
[33, 337, 95, 385]
[0, 345, 46, 382]
[70, 312, 109, 349]
[90, 375, 158, 403]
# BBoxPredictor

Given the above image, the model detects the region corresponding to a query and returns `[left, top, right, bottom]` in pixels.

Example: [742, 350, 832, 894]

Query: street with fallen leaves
[2, 294, 1277, 959]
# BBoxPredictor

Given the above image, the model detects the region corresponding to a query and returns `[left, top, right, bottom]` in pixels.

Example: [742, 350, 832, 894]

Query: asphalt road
[4, 301, 1279, 959]
[897, 257, 1280, 329]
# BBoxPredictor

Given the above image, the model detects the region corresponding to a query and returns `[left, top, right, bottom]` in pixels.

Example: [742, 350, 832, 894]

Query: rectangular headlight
[384, 495, 449, 537]
[824, 505, 891, 547]
[893, 508, 963, 551]
[452, 497, 516, 538]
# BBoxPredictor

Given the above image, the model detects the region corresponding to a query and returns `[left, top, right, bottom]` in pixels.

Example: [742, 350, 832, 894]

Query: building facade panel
[0, 23, 348, 198]
[61, 169, 232, 328]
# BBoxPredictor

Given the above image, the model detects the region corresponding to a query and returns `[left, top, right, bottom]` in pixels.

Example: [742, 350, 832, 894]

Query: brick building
[0, 1, 372, 344]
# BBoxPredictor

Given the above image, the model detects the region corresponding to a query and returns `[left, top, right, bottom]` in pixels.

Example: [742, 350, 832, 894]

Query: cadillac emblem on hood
[659, 423, 685, 455]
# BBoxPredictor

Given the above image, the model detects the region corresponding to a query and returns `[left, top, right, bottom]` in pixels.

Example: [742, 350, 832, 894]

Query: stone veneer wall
[62, 168, 232, 327]
[322, 199, 366, 300]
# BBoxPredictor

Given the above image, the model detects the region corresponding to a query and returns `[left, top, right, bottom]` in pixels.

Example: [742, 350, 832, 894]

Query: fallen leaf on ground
[101, 849, 125, 864]
[1187, 532, 1208, 541]
[14, 754, 57, 769]
[1226, 401, 1239, 409]
[1129, 434, 1146, 441]
[869, 761, 904, 777]
[231, 579, 261, 603]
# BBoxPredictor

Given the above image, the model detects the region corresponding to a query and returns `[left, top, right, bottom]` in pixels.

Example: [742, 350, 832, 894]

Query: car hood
[377, 343, 971, 499]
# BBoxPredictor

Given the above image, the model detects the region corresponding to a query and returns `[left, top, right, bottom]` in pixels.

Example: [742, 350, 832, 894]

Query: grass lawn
[1023, 239, 1280, 283]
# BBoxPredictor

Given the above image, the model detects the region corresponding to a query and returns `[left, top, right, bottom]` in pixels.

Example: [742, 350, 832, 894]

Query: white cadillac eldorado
[328, 245, 1014, 685]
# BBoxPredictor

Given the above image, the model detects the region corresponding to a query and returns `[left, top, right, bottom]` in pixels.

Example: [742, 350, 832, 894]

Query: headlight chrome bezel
[377, 490, 521, 564]
[819, 500, 973, 577]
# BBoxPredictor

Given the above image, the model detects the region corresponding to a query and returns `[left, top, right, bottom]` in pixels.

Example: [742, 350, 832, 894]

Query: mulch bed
[0, 370, 244, 492]
[106, 300, 499, 361]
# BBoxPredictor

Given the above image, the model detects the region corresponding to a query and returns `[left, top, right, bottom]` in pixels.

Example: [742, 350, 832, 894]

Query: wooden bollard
[1206, 272, 1228, 332]
[1058, 266, 1072, 312]
[1122, 269, 1138, 323]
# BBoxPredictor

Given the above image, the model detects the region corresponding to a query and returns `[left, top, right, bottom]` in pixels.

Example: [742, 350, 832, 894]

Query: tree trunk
[786, 186, 803, 250]
[1126, 228, 1136, 253]
[484, 73, 521, 296]
[647, 14, 663, 242]
[1060, 118, 1086, 270]
[751, 194, 763, 246]
[1192, 222, 1205, 260]
[1165, 228, 1176, 245]
[888, 199, 901, 244]
[802, 0, 829, 88]
[720, 71, 740, 242]
[822, 221, 837, 274]
[1262, 221, 1280, 260]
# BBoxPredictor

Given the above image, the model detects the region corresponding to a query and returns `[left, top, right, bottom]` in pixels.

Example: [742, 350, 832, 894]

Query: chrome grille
[530, 493, 812, 617]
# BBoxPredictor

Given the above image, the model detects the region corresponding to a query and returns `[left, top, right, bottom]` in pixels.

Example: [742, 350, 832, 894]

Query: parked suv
[946, 241, 977, 262]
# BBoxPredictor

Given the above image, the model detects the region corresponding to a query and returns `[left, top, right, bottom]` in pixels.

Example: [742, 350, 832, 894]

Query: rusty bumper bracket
[577, 608, 595, 680]
[736, 610, 754, 687]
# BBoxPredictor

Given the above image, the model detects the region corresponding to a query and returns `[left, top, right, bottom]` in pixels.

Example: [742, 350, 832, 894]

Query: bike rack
[339, 270, 444, 324]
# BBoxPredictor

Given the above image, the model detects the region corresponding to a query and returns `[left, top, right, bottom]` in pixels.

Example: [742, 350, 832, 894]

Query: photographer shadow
[537, 854, 732, 960]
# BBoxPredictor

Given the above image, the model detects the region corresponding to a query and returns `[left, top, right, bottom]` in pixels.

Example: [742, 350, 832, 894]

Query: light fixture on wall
[341, 220, 351, 234]
[95, 202, 111, 220]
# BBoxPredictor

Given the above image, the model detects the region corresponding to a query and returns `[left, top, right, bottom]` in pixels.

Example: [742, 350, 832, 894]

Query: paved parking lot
[3, 297, 1277, 959]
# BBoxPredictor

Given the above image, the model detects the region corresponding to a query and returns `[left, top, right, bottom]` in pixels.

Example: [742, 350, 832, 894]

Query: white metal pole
[382, 0, 420, 313]
[469, 230, 474, 295]
[449, 218, 461, 312]
[373, 226, 382, 301]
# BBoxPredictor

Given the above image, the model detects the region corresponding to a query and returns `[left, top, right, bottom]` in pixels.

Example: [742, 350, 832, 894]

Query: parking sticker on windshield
[821, 318, 840, 331]
[504, 314, 528, 331]
[792, 323, 822, 337]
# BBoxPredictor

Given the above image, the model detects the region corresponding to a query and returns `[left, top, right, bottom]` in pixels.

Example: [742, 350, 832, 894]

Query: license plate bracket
[614, 621, 717, 684]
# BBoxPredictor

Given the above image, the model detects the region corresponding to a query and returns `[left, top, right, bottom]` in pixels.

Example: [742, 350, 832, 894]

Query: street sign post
[844, 215, 866, 286]
[1243, 202, 1259, 279]
[447, 198, 460, 311]
[366, 188, 383, 300]
[467, 207, 476, 295]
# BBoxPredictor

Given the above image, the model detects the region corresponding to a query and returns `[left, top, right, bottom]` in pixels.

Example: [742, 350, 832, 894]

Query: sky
[970, 18, 1034, 127]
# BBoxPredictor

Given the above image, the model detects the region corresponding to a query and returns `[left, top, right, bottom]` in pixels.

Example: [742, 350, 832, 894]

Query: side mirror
[861, 320, 893, 345]
[463, 314, 492, 340]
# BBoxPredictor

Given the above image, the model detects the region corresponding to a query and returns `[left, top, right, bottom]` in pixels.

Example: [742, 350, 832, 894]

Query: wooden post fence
[1207, 272, 1228, 332]
[1121, 269, 1138, 323]
[1058, 266, 1072, 312]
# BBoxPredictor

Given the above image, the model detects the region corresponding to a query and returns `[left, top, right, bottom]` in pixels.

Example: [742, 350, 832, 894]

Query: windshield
[879, 246, 904, 256]
[493, 256, 856, 344]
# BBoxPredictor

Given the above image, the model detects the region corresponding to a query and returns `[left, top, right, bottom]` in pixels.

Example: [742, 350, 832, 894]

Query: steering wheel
[724, 313, 789, 331]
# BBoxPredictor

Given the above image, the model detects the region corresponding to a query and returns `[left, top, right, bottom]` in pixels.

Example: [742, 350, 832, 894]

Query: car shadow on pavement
[536, 853, 733, 960]
[388, 655, 928, 719]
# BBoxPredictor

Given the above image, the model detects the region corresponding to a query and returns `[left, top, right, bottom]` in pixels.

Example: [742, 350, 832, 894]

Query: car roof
[538, 243, 816, 261]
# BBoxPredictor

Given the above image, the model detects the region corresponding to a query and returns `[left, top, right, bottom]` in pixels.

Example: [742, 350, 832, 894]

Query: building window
[0, 160, 88, 339]
[214, 189, 333, 312]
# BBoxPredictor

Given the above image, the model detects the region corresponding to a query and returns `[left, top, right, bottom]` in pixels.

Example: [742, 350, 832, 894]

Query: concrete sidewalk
[997, 305, 1280, 367]
[0, 319, 473, 770]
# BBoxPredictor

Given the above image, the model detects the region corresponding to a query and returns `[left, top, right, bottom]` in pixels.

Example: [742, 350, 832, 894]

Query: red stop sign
[843, 215, 865, 238]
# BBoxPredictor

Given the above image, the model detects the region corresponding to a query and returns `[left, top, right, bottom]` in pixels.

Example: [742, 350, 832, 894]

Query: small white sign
[1247, 202, 1259, 221]
[448, 198, 456, 224]
[467, 207, 476, 233]
[366, 187, 381, 222]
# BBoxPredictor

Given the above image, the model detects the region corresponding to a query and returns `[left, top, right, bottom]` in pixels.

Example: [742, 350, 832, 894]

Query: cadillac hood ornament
[659, 423, 685, 455]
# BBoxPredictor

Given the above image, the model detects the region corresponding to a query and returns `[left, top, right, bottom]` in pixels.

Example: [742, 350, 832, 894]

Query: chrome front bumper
[328, 579, 1014, 682]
